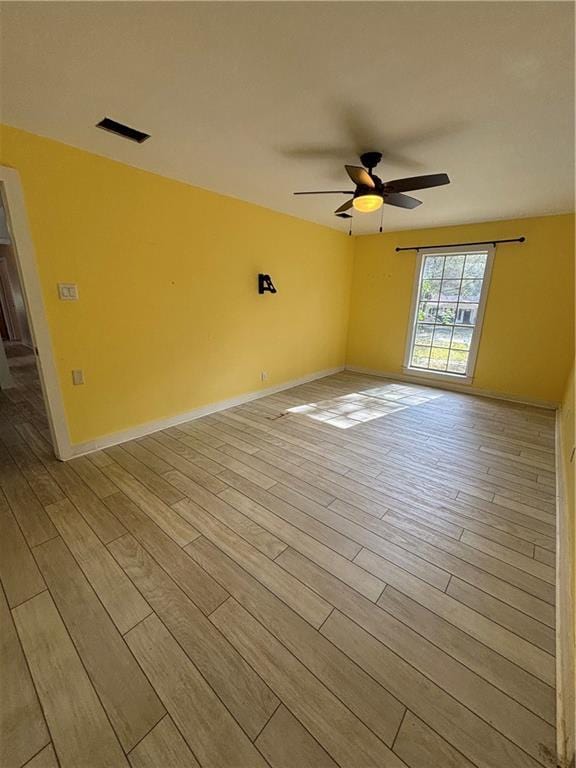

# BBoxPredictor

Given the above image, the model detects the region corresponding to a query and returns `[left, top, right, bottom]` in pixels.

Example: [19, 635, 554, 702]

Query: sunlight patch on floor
[285, 383, 444, 429]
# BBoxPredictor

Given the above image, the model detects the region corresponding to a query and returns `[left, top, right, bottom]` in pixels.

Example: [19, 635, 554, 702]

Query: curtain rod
[395, 236, 525, 252]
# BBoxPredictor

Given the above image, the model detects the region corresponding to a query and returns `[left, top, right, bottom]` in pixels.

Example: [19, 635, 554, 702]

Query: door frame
[0, 258, 18, 340]
[0, 165, 71, 459]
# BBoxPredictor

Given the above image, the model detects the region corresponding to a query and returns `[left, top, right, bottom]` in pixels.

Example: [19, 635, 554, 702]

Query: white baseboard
[344, 365, 559, 410]
[555, 408, 576, 768]
[60, 362, 558, 459]
[67, 366, 345, 459]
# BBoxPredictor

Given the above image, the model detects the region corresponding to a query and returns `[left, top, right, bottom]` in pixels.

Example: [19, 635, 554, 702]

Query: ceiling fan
[293, 152, 450, 218]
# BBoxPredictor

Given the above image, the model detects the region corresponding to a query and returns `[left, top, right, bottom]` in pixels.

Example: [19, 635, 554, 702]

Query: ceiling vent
[96, 117, 150, 143]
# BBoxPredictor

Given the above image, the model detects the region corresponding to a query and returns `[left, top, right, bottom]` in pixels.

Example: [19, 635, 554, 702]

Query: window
[404, 247, 493, 380]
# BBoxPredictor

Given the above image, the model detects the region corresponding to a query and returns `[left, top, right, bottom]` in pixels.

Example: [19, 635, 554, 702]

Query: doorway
[0, 166, 70, 459]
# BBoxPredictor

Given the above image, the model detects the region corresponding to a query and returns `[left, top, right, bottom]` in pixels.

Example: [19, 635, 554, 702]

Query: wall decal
[258, 273, 277, 294]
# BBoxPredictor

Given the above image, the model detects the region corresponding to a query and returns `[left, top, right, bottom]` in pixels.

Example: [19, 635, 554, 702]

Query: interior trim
[0, 165, 71, 460]
[555, 407, 576, 768]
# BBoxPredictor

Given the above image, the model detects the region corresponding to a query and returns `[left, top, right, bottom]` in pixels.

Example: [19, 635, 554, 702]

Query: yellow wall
[347, 214, 575, 403]
[0, 125, 354, 444]
[1, 123, 574, 449]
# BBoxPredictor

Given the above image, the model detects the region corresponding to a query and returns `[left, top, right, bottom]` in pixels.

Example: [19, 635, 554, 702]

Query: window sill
[402, 367, 473, 385]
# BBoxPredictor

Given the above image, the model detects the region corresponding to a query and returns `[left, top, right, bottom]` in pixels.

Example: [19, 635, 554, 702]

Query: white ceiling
[0, 1, 574, 234]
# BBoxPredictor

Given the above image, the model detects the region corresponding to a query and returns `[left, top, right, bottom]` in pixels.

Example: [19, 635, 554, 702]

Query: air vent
[96, 117, 150, 143]
[336, 213, 353, 219]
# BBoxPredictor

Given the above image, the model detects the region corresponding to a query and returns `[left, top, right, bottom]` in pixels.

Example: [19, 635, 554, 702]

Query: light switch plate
[58, 283, 78, 300]
[72, 369, 84, 385]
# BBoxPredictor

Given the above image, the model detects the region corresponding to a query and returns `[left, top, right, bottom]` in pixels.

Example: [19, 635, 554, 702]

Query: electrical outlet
[58, 283, 79, 300]
[261, 371, 268, 382]
[72, 369, 84, 385]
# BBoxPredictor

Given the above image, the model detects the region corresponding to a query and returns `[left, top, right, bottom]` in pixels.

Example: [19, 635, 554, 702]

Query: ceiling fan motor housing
[355, 176, 384, 200]
[354, 184, 382, 201]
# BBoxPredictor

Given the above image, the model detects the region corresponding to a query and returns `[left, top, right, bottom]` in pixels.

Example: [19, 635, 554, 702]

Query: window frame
[402, 244, 494, 384]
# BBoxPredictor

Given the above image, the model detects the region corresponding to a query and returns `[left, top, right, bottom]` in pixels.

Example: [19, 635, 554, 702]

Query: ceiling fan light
[352, 194, 383, 213]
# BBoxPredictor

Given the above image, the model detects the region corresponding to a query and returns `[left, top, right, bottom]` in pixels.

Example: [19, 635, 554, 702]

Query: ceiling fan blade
[345, 166, 375, 189]
[384, 193, 422, 209]
[384, 173, 450, 193]
[334, 199, 354, 214]
[336, 212, 353, 219]
[293, 190, 353, 195]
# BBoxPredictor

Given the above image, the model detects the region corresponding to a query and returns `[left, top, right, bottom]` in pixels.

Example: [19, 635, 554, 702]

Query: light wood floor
[0, 366, 558, 768]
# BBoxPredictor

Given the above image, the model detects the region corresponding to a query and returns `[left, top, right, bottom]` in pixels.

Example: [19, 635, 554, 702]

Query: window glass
[408, 251, 490, 376]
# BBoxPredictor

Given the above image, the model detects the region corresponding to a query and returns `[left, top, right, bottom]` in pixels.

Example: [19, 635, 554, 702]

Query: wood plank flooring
[0, 364, 558, 768]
